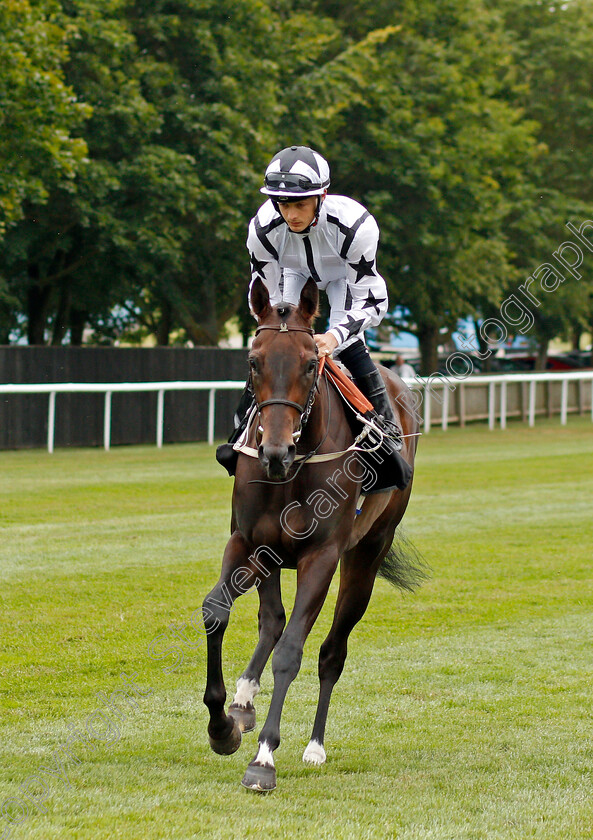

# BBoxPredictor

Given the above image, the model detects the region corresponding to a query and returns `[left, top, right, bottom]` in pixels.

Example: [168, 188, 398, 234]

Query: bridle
[243, 323, 407, 486]
[252, 322, 320, 444]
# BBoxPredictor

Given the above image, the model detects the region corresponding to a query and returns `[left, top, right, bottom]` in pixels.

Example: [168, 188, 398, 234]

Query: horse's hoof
[303, 740, 326, 766]
[241, 762, 276, 792]
[228, 702, 256, 733]
[208, 721, 242, 755]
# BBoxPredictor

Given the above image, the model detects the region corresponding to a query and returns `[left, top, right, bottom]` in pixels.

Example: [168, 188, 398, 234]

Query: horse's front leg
[202, 531, 258, 755]
[229, 569, 285, 734]
[242, 546, 339, 792]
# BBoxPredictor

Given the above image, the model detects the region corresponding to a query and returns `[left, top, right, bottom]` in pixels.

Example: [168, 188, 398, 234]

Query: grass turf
[1, 416, 592, 839]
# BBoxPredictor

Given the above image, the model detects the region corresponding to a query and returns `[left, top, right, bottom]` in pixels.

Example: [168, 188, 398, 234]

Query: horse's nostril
[258, 445, 269, 469]
[258, 444, 295, 479]
[283, 445, 296, 468]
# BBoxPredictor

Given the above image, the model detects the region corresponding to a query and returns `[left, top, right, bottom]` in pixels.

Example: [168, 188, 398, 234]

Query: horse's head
[248, 277, 320, 480]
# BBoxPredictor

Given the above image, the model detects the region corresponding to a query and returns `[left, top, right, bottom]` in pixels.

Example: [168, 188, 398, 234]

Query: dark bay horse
[202, 277, 422, 791]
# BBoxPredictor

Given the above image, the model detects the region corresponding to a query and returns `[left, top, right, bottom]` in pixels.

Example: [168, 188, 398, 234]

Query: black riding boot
[215, 384, 254, 476]
[353, 369, 413, 491]
[353, 369, 403, 451]
[336, 339, 412, 492]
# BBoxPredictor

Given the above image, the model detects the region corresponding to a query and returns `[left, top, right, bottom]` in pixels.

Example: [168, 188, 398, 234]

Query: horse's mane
[255, 301, 318, 334]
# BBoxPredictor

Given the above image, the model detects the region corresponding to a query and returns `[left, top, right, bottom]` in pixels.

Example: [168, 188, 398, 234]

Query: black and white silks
[247, 195, 388, 352]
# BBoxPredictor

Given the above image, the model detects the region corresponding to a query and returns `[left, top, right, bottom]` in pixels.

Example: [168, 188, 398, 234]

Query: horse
[202, 276, 423, 791]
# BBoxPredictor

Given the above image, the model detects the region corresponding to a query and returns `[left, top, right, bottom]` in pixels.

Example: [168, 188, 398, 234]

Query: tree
[6, 0, 589, 360]
[0, 0, 145, 343]
[0, 0, 90, 341]
[0, 0, 309, 345]
[0, 0, 89, 234]
[117, 0, 284, 344]
[305, 0, 540, 373]
[495, 0, 593, 366]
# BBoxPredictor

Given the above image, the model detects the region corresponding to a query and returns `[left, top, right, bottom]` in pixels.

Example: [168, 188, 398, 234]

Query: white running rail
[399, 370, 593, 434]
[1, 370, 592, 452]
[0, 380, 245, 453]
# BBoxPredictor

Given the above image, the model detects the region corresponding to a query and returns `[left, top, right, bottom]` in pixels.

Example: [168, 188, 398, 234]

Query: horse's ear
[250, 277, 272, 320]
[298, 277, 319, 324]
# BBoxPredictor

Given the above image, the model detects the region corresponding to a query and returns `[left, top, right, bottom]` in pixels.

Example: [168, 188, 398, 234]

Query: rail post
[208, 388, 216, 445]
[104, 391, 112, 451]
[488, 381, 496, 430]
[47, 391, 56, 454]
[156, 389, 165, 448]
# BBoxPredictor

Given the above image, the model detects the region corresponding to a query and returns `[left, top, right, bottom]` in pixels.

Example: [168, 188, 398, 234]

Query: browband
[255, 323, 314, 336]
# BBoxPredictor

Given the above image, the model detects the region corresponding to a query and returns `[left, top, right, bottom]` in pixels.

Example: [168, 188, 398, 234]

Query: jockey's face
[277, 196, 319, 232]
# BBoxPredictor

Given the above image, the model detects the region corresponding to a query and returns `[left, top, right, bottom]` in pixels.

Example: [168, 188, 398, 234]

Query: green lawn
[1, 417, 592, 839]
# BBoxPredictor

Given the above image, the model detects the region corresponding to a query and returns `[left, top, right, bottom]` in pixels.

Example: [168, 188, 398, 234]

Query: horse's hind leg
[304, 549, 381, 766]
[202, 531, 261, 755]
[229, 570, 285, 733]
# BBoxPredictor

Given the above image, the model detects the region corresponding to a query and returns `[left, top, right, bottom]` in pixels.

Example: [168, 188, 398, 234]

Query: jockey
[216, 145, 406, 481]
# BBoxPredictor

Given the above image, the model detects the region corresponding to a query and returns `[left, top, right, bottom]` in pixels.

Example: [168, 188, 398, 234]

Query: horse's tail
[377, 529, 429, 593]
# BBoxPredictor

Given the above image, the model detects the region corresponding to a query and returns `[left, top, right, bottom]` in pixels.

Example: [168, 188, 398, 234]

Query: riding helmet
[261, 146, 330, 201]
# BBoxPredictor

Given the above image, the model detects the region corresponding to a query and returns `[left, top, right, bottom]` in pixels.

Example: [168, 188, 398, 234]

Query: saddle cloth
[321, 357, 410, 494]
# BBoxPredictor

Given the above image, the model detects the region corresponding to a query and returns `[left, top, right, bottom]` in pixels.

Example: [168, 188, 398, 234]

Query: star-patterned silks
[362, 289, 386, 315]
[348, 255, 376, 283]
[250, 252, 269, 276]
[248, 194, 389, 340]
[342, 313, 366, 336]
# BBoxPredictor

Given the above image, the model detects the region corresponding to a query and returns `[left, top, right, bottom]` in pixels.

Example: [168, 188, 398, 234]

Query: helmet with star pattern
[261, 146, 330, 201]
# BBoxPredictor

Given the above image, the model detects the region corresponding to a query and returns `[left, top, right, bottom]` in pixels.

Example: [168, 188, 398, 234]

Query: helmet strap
[302, 194, 324, 232]
[271, 192, 325, 234]
[314, 194, 323, 222]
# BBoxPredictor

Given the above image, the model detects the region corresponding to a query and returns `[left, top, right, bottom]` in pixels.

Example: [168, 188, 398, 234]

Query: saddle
[320, 356, 410, 494]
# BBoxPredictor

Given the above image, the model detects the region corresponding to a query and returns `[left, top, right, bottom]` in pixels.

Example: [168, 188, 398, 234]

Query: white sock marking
[302, 740, 326, 765]
[233, 677, 259, 708]
[254, 741, 275, 768]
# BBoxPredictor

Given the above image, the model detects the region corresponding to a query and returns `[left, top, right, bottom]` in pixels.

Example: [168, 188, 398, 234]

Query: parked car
[381, 352, 592, 377]
[562, 350, 593, 369]
[491, 354, 591, 372]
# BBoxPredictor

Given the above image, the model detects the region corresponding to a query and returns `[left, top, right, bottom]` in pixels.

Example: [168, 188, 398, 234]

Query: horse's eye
[248, 357, 259, 374]
[307, 359, 317, 375]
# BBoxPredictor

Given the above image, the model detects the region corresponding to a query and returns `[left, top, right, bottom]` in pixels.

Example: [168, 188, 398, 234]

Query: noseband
[252, 322, 319, 444]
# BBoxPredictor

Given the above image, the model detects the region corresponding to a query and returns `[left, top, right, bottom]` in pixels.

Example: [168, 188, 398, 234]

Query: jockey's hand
[314, 332, 339, 357]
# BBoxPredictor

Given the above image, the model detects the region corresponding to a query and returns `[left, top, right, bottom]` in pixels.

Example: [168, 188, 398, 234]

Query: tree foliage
[0, 0, 90, 338]
[0, 0, 89, 232]
[496, 0, 593, 365]
[313, 0, 540, 371]
[1, 0, 592, 367]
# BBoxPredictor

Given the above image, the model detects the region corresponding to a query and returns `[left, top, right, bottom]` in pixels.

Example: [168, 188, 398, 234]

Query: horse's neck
[301, 376, 352, 453]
